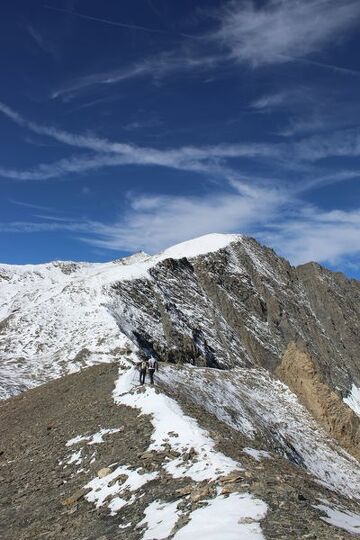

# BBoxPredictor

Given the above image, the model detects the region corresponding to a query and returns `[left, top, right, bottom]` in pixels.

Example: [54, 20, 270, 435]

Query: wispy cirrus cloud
[5, 180, 360, 269]
[0, 220, 88, 234]
[0, 101, 281, 181]
[2, 101, 360, 183]
[251, 92, 289, 110]
[279, 105, 360, 137]
[294, 129, 360, 161]
[27, 24, 58, 58]
[0, 101, 275, 159]
[251, 86, 360, 137]
[9, 199, 56, 212]
[51, 51, 222, 101]
[215, 0, 360, 69]
[48, 0, 360, 104]
[250, 88, 317, 112]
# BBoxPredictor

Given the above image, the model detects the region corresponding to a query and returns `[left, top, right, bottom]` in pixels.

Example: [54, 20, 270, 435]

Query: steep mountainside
[1, 233, 360, 538]
[1, 234, 360, 398]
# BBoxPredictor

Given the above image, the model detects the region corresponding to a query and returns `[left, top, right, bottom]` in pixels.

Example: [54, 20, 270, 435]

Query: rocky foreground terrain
[1, 233, 360, 538]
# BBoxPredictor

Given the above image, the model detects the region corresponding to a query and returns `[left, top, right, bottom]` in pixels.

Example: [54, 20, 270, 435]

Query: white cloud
[251, 92, 289, 110]
[78, 181, 290, 253]
[1, 182, 282, 247]
[79, 186, 360, 268]
[260, 207, 360, 266]
[215, 0, 360, 67]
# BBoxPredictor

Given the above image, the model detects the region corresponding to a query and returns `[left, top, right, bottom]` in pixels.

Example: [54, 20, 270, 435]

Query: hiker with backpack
[138, 357, 148, 385]
[148, 356, 158, 385]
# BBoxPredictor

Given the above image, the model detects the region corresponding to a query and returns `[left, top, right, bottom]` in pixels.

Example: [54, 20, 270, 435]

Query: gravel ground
[0, 362, 359, 539]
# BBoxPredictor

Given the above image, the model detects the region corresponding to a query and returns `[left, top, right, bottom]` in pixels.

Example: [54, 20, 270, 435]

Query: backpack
[148, 358, 156, 369]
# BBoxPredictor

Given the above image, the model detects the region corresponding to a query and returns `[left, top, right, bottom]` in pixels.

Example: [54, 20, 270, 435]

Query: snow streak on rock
[66, 428, 122, 446]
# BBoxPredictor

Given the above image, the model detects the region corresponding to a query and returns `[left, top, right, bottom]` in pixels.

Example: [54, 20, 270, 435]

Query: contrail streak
[44, 5, 184, 37]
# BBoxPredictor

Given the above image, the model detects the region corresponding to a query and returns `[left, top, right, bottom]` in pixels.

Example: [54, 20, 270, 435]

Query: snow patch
[315, 502, 360, 535]
[138, 500, 181, 540]
[159, 233, 240, 261]
[344, 384, 360, 418]
[173, 493, 267, 540]
[85, 464, 158, 514]
[66, 428, 122, 446]
[243, 448, 272, 462]
[66, 449, 83, 466]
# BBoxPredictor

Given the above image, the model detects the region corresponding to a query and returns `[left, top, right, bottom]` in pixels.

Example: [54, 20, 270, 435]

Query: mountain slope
[1, 361, 360, 540]
[1, 233, 360, 537]
[1, 233, 360, 399]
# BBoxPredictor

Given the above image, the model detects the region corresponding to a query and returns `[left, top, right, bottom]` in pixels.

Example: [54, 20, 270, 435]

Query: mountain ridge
[1, 233, 360, 399]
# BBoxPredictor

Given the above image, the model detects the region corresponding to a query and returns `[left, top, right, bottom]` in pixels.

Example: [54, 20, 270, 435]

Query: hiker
[148, 356, 158, 385]
[138, 357, 148, 385]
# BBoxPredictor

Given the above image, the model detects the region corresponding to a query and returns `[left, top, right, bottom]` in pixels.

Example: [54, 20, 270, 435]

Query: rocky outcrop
[277, 342, 360, 461]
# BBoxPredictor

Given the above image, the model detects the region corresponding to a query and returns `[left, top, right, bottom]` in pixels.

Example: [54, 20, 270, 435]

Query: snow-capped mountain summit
[1, 232, 359, 399]
[0, 233, 241, 396]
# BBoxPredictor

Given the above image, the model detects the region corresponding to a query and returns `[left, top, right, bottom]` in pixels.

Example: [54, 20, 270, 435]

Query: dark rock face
[107, 237, 360, 394]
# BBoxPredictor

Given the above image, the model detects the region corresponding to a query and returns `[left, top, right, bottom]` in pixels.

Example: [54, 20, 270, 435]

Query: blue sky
[1, 0, 360, 276]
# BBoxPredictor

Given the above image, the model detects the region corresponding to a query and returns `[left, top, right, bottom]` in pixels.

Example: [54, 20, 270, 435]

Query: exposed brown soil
[277, 342, 360, 462]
